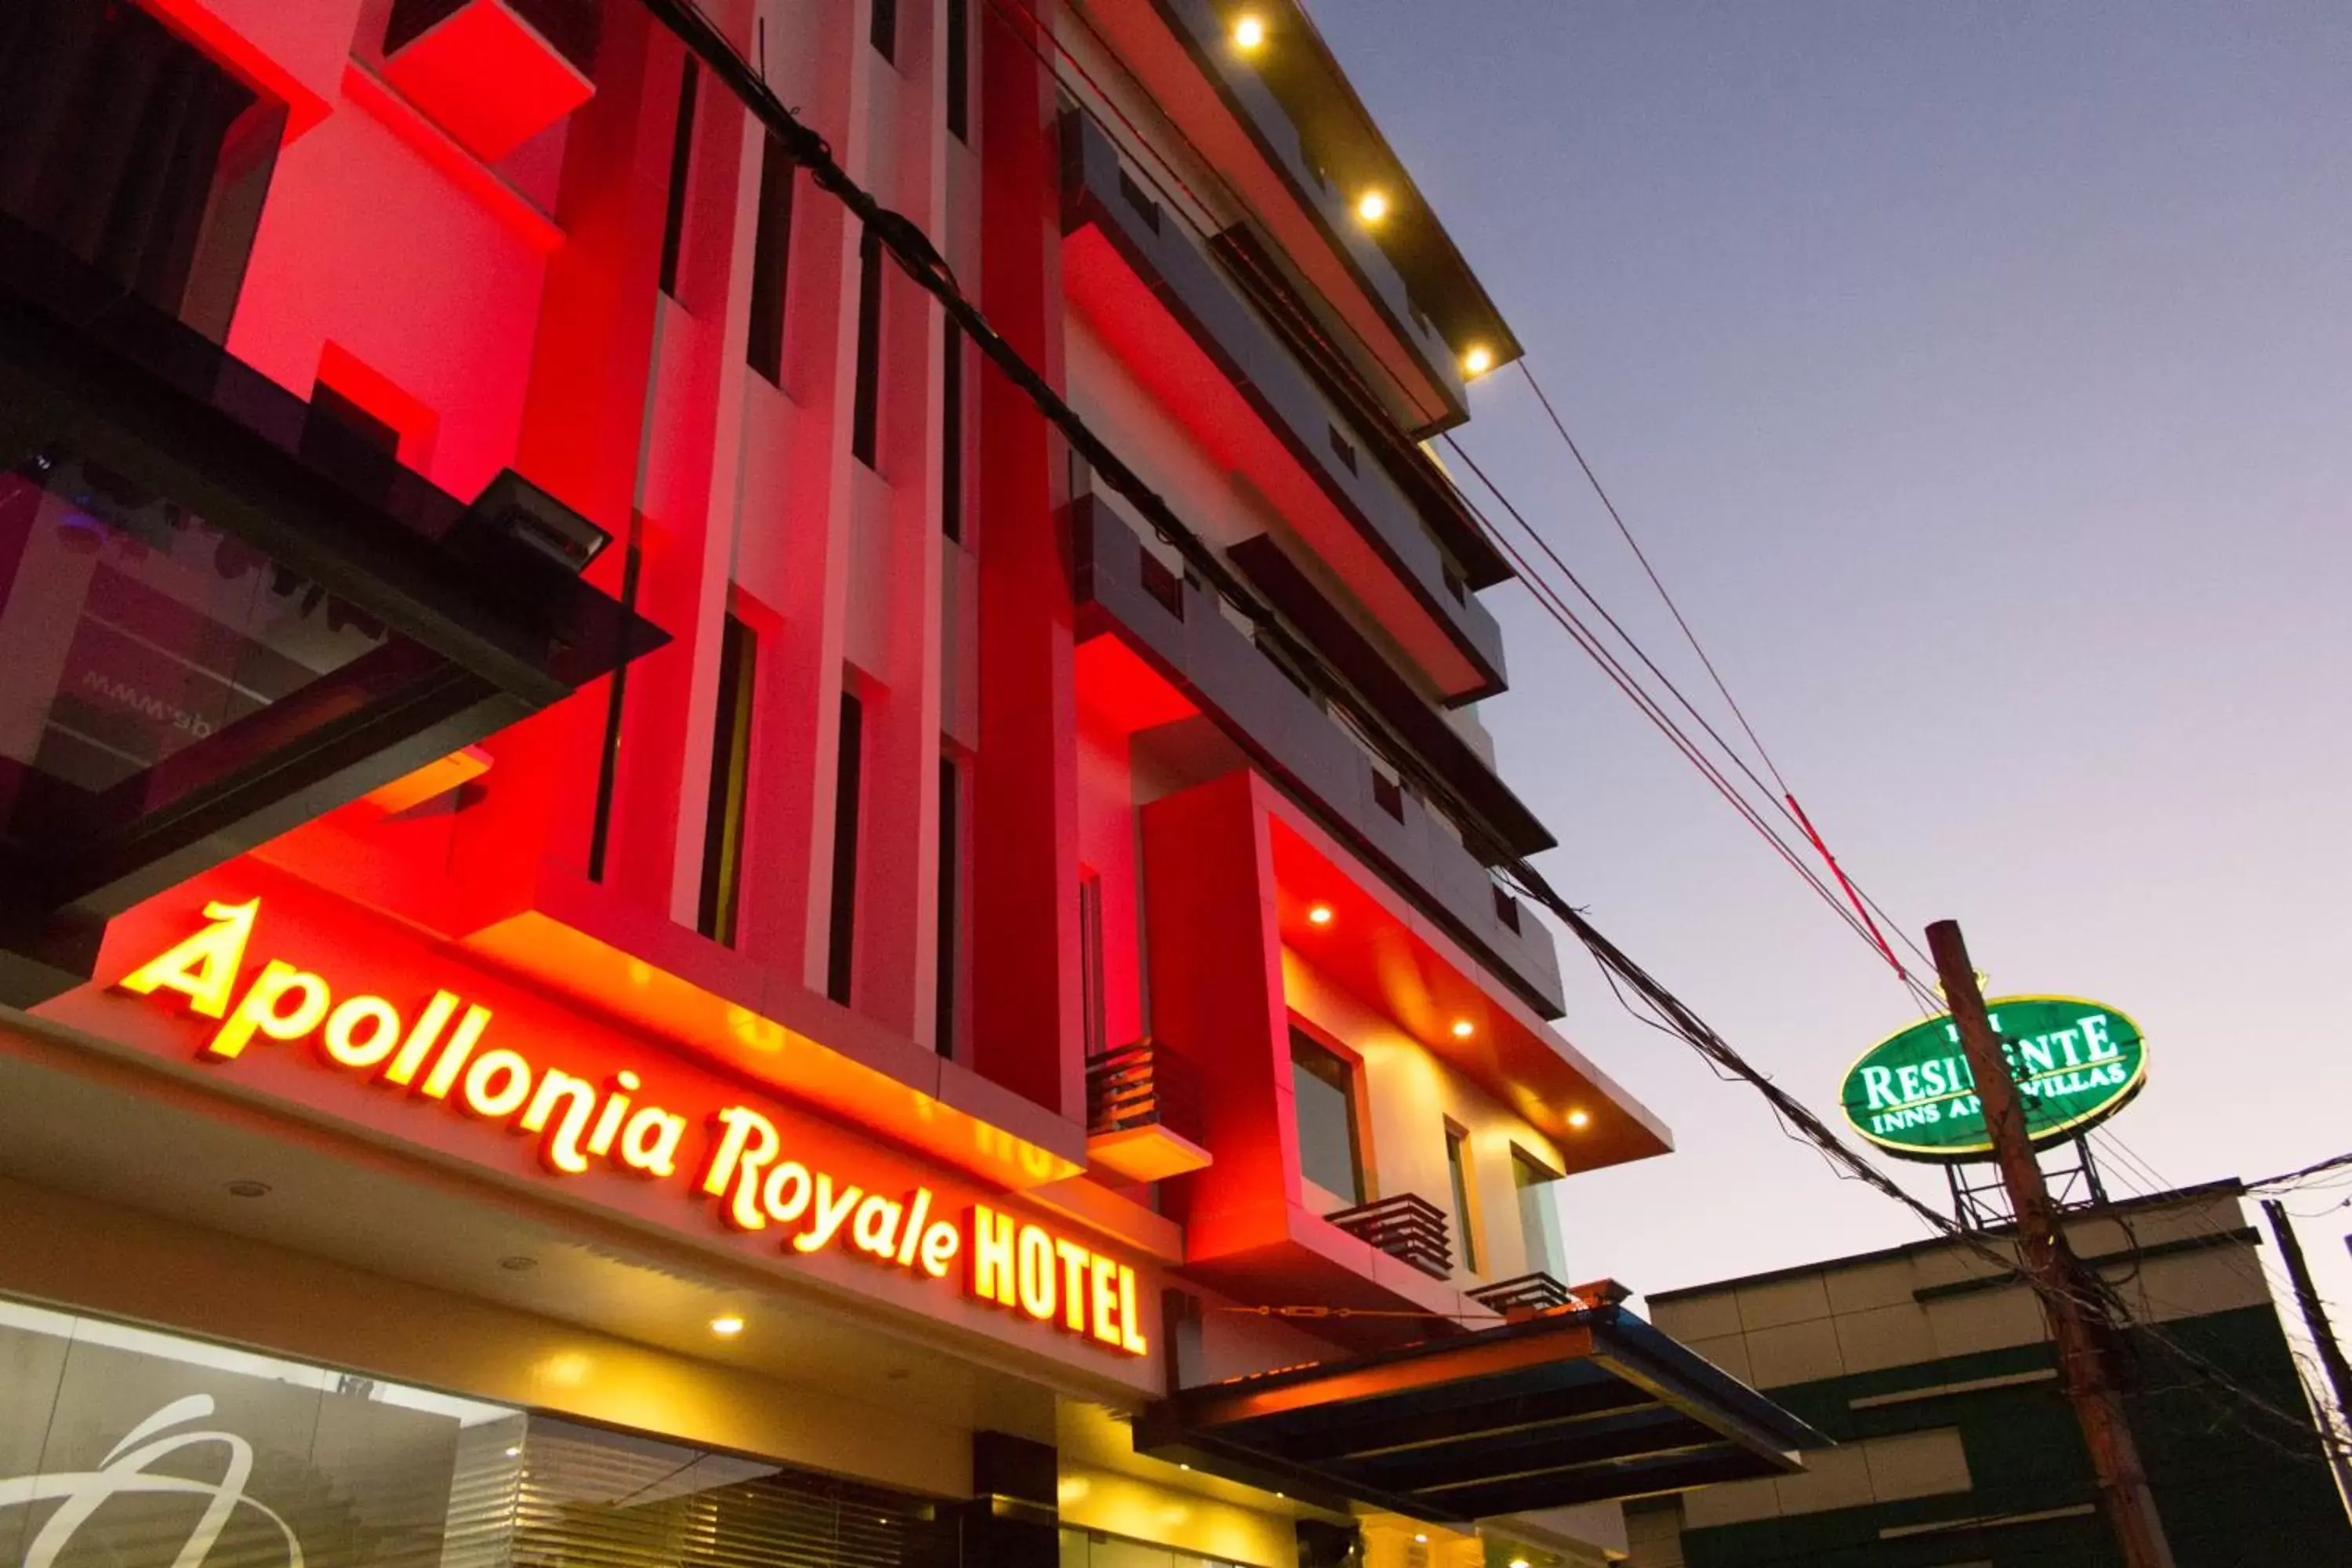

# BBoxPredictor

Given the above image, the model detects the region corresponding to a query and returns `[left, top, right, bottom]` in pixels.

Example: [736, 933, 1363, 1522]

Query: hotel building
[0, 4, 1813, 1568]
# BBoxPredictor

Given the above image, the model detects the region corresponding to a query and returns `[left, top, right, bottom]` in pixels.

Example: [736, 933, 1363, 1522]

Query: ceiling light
[1567, 1109, 1591, 1129]
[1450, 1019, 1475, 1039]
[1511, 1559, 1531, 1568]
[1178, 1463, 1191, 1471]
[1462, 345, 1494, 378]
[1308, 904, 1334, 926]
[1414, 1536, 1428, 1544]
[1356, 190, 1389, 225]
[709, 1314, 746, 1337]
[503, 1446, 522, 1459]
[1232, 13, 1266, 51]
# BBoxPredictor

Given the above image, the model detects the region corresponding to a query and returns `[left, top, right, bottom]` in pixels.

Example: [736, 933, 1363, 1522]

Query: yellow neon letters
[964, 1205, 1148, 1355]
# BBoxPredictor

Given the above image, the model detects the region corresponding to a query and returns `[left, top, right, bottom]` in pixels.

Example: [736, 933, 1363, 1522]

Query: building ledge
[456, 863, 1088, 1192]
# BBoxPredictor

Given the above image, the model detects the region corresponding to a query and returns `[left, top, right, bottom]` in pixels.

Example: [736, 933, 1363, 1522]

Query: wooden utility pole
[2260, 1198, 2352, 1501]
[1927, 920, 2177, 1568]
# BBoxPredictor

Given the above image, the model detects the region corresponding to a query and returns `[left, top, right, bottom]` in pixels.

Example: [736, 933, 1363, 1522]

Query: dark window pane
[945, 0, 969, 141]
[869, 0, 897, 64]
[826, 689, 863, 1003]
[696, 611, 756, 944]
[934, 752, 958, 1054]
[1446, 1127, 1477, 1273]
[1290, 1031, 1363, 1204]
[1513, 1149, 1558, 1277]
[747, 133, 795, 383]
[940, 321, 963, 541]
[850, 229, 883, 466]
[659, 57, 700, 298]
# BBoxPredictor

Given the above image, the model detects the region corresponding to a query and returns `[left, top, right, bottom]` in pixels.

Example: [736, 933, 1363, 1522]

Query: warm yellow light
[1356, 190, 1389, 224]
[1308, 905, 1334, 926]
[1450, 1019, 1475, 1039]
[709, 1314, 746, 1337]
[1510, 1559, 1531, 1568]
[1567, 1109, 1591, 1130]
[1414, 1536, 1428, 1545]
[1462, 345, 1494, 378]
[1232, 13, 1266, 51]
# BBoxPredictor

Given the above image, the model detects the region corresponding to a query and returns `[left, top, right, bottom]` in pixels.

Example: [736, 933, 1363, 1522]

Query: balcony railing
[1327, 1193, 1452, 1281]
[1468, 1272, 1574, 1316]
[1072, 495, 1566, 1018]
[1086, 1039, 1203, 1146]
[1062, 111, 1505, 700]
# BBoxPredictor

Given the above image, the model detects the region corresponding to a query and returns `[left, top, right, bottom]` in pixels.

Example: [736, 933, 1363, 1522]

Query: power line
[1515, 358, 1795, 801]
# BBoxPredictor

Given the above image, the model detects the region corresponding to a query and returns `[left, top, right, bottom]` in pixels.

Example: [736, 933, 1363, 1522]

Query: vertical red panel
[1142, 774, 1295, 1258]
[967, 0, 1080, 1116]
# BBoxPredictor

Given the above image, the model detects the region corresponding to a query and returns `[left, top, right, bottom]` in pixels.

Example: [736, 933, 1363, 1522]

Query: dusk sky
[1312, 2, 2352, 1338]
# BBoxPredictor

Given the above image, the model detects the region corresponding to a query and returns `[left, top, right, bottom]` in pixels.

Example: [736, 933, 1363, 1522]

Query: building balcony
[1072, 494, 1560, 1016]
[1087, 1039, 1214, 1184]
[1062, 111, 1507, 705]
[1327, 1192, 1452, 1282]
[1134, 768, 1671, 1345]
[1074, 0, 1516, 432]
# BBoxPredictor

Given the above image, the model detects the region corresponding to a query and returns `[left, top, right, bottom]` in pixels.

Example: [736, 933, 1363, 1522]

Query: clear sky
[1312, 0, 2352, 1348]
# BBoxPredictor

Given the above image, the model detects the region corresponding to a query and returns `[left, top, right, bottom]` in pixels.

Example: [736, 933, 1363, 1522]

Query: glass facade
[0, 1298, 940, 1568]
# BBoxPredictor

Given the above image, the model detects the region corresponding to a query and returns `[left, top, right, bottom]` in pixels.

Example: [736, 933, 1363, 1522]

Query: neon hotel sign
[118, 899, 1147, 1356]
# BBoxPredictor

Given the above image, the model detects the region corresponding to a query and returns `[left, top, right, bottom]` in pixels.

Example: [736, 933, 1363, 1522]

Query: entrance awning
[1134, 1303, 1823, 1523]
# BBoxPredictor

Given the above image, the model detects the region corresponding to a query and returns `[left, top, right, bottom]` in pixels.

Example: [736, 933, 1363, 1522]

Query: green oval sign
[1839, 996, 2147, 1161]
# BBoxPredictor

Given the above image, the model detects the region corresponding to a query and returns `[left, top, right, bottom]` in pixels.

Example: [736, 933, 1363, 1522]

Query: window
[935, 751, 959, 1055]
[941, 320, 964, 542]
[659, 56, 700, 298]
[1290, 1031, 1363, 1206]
[945, 0, 970, 142]
[1078, 872, 1107, 1057]
[870, 0, 898, 64]
[697, 612, 757, 945]
[746, 131, 795, 383]
[851, 228, 884, 466]
[1513, 1148, 1560, 1278]
[1327, 424, 1357, 473]
[827, 688, 864, 1003]
[1445, 1123, 1478, 1274]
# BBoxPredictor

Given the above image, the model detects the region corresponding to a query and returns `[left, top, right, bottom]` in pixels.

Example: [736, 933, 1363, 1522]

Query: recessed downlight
[1567, 1109, 1592, 1130]
[1450, 1019, 1475, 1039]
[1308, 904, 1334, 926]
[1355, 190, 1389, 225]
[1232, 13, 1266, 51]
[710, 1314, 746, 1337]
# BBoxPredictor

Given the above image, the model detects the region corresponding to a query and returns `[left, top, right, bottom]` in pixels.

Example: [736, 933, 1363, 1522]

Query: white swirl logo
[0, 1395, 306, 1568]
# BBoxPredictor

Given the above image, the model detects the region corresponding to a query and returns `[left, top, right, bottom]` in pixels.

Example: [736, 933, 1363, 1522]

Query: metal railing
[1084, 1039, 1202, 1145]
[1325, 1192, 1452, 1281]
[1469, 1272, 1574, 1316]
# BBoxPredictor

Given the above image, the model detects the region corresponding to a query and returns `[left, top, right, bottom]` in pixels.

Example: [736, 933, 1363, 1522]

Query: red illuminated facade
[0, 4, 1813, 1568]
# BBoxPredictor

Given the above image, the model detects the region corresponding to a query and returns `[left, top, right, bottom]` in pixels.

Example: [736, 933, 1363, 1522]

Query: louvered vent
[510, 1417, 945, 1568]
